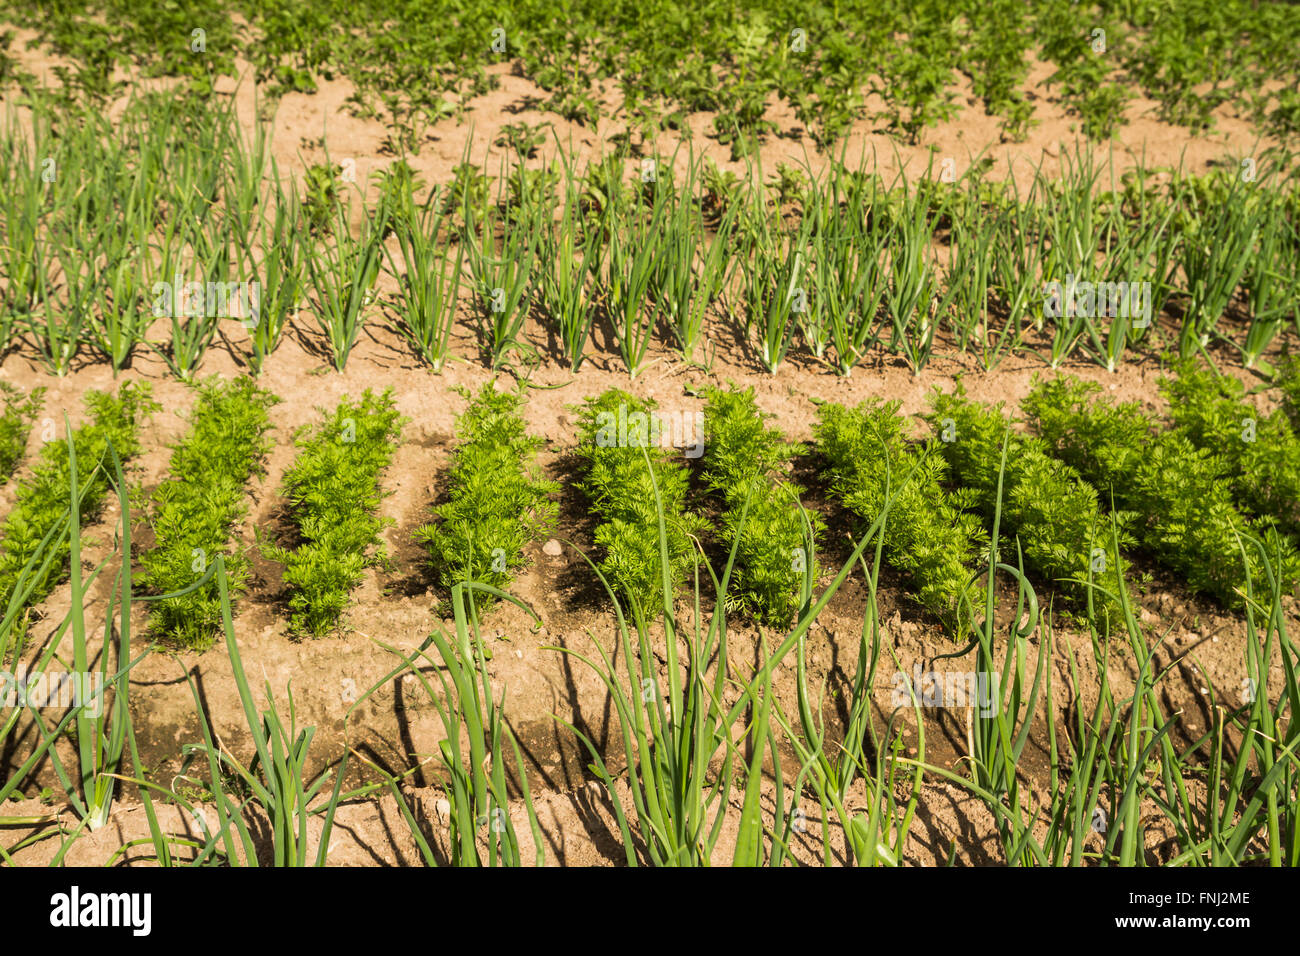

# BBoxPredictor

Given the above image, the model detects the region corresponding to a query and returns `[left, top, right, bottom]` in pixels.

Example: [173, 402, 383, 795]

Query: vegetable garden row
[4, 359, 1299, 649]
[3, 93, 1300, 383]
[6, 0, 1300, 147]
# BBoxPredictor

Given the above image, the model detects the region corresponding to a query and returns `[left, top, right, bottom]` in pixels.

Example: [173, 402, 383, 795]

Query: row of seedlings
[1022, 375, 1300, 606]
[925, 384, 1132, 625]
[700, 385, 822, 628]
[416, 384, 558, 614]
[0, 383, 157, 620]
[267, 389, 406, 636]
[0, 384, 44, 483]
[1159, 362, 1300, 539]
[138, 377, 280, 648]
[815, 398, 986, 632]
[574, 389, 707, 622]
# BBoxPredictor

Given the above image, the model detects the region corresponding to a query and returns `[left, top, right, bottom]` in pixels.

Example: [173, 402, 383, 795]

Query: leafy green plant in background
[139, 377, 279, 649]
[0, 383, 44, 482]
[268, 389, 405, 636]
[816, 398, 984, 632]
[700, 385, 821, 627]
[302, 162, 343, 233]
[417, 384, 557, 612]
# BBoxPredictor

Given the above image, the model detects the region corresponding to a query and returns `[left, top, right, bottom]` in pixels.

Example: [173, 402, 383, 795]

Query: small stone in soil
[543, 539, 563, 556]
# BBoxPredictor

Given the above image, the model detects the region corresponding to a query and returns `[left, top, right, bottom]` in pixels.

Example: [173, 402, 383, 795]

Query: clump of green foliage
[0, 382, 157, 615]
[701, 385, 821, 628]
[269, 389, 405, 636]
[1281, 356, 1300, 431]
[816, 398, 984, 632]
[417, 384, 558, 612]
[139, 377, 280, 649]
[1024, 374, 1300, 606]
[1159, 362, 1300, 537]
[0, 383, 45, 482]
[926, 384, 1131, 624]
[574, 390, 707, 621]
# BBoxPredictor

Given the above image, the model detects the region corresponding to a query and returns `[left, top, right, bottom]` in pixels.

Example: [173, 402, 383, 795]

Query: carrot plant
[816, 398, 984, 631]
[574, 390, 707, 621]
[700, 385, 821, 627]
[926, 384, 1131, 624]
[0, 382, 157, 620]
[0, 383, 44, 483]
[1159, 361, 1300, 537]
[1024, 373, 1300, 605]
[268, 389, 405, 636]
[417, 384, 557, 612]
[139, 377, 279, 649]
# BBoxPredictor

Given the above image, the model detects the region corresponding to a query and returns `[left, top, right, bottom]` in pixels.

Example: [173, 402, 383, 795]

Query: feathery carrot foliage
[139, 376, 280, 648]
[417, 384, 558, 612]
[0, 382, 156, 617]
[816, 398, 984, 631]
[269, 389, 405, 636]
[574, 389, 706, 619]
[701, 385, 820, 627]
